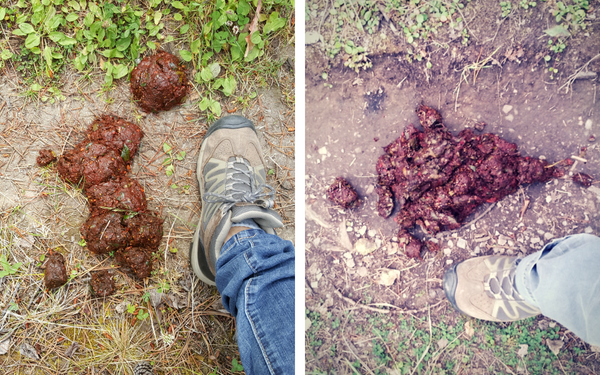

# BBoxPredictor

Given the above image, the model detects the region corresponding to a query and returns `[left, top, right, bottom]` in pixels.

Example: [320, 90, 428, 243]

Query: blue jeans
[215, 229, 295, 375]
[515, 233, 600, 346]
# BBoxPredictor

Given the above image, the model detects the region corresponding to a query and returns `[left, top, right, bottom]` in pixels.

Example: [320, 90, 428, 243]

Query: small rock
[446, 259, 453, 265]
[474, 246, 481, 254]
[584, 226, 593, 234]
[538, 320, 550, 331]
[464, 321, 474, 338]
[116, 301, 129, 314]
[357, 267, 369, 277]
[378, 269, 400, 286]
[498, 235, 508, 246]
[318, 146, 327, 155]
[368, 229, 377, 237]
[505, 114, 514, 122]
[428, 289, 436, 298]
[549, 322, 556, 328]
[443, 247, 452, 256]
[584, 119, 593, 130]
[447, 240, 454, 248]
[544, 232, 554, 241]
[354, 238, 378, 255]
[457, 238, 467, 249]
[546, 195, 552, 203]
[536, 218, 544, 225]
[344, 258, 355, 268]
[531, 236, 540, 244]
[305, 317, 312, 331]
[591, 345, 600, 353]
[502, 105, 513, 114]
[148, 289, 164, 308]
[357, 225, 367, 236]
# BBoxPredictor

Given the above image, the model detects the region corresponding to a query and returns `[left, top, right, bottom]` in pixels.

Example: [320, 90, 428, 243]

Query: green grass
[0, 0, 294, 107]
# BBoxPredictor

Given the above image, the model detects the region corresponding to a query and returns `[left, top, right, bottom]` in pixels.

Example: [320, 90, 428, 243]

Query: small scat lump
[375, 104, 574, 259]
[38, 114, 163, 280]
[327, 177, 361, 209]
[90, 270, 116, 297]
[130, 51, 188, 113]
[44, 251, 68, 289]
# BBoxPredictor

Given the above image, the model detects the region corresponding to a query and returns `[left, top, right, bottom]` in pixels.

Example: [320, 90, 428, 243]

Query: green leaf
[58, 36, 77, 46]
[147, 41, 157, 49]
[176, 151, 185, 160]
[19, 23, 35, 34]
[47, 15, 63, 31]
[199, 96, 210, 111]
[113, 64, 128, 79]
[250, 31, 261, 45]
[208, 62, 221, 78]
[25, 33, 41, 49]
[163, 143, 172, 153]
[544, 25, 570, 37]
[190, 39, 201, 54]
[237, 0, 250, 16]
[13, 30, 27, 36]
[209, 100, 221, 116]
[173, 13, 182, 21]
[116, 37, 131, 51]
[165, 164, 175, 176]
[200, 67, 213, 81]
[100, 49, 124, 58]
[154, 10, 162, 25]
[179, 49, 193, 61]
[121, 144, 130, 161]
[49, 32, 65, 43]
[179, 24, 190, 34]
[43, 46, 53, 67]
[127, 304, 136, 314]
[0, 8, 6, 20]
[1, 49, 12, 60]
[264, 12, 286, 34]
[222, 76, 236, 96]
[171, 1, 185, 9]
[84, 11, 94, 27]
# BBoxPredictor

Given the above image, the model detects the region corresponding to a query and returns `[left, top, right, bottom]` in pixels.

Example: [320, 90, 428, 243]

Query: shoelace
[203, 157, 275, 213]
[486, 266, 520, 301]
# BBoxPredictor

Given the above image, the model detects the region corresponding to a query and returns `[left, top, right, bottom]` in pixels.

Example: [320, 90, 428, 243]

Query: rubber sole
[442, 263, 462, 313]
[189, 223, 216, 286]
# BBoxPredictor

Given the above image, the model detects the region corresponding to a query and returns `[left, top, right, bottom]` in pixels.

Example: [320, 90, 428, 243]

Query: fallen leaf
[305, 31, 322, 45]
[464, 321, 474, 338]
[339, 220, 353, 250]
[306, 205, 331, 228]
[437, 337, 448, 350]
[244, 0, 262, 58]
[64, 342, 80, 358]
[517, 344, 528, 358]
[591, 345, 600, 353]
[20, 343, 40, 360]
[547, 339, 564, 356]
[305, 317, 312, 331]
[0, 335, 10, 355]
[378, 269, 400, 286]
[354, 238, 378, 255]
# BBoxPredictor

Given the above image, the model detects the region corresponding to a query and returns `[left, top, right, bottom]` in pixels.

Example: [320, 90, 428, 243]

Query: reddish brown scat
[327, 177, 361, 209]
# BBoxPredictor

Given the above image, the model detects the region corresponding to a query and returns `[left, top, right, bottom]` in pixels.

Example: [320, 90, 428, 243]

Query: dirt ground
[0, 46, 294, 374]
[305, 1, 600, 374]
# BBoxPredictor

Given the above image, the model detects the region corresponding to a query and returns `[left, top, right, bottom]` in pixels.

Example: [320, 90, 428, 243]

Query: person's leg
[514, 233, 600, 346]
[216, 228, 295, 375]
[444, 233, 600, 346]
[189, 115, 295, 374]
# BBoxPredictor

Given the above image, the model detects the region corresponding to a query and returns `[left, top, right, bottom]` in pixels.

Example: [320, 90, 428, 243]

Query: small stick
[519, 199, 530, 220]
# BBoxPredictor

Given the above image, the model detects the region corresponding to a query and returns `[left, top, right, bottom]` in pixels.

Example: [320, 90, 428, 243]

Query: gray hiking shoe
[443, 256, 541, 321]
[189, 115, 283, 285]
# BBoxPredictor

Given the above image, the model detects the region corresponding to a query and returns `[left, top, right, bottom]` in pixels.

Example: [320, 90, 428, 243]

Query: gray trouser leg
[515, 234, 600, 346]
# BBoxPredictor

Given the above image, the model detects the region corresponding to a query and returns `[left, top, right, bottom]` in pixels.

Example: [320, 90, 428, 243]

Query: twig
[559, 53, 600, 93]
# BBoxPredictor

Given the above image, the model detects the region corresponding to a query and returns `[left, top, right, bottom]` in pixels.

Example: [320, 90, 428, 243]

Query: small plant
[162, 143, 185, 177]
[500, 1, 512, 17]
[231, 358, 244, 372]
[157, 280, 170, 294]
[519, 0, 537, 9]
[0, 254, 22, 277]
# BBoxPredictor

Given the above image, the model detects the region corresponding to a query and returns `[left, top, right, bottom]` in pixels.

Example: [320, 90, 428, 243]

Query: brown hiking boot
[189, 115, 283, 285]
[443, 256, 541, 321]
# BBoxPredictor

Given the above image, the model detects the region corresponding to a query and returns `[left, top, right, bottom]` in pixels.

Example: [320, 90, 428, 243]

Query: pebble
[447, 240, 454, 248]
[444, 247, 452, 256]
[502, 104, 513, 114]
[544, 232, 554, 241]
[498, 235, 508, 246]
[585, 226, 594, 234]
[536, 218, 544, 225]
[318, 146, 327, 155]
[446, 259, 453, 265]
[357, 225, 367, 236]
[368, 229, 377, 237]
[531, 236, 541, 244]
[474, 246, 481, 254]
[505, 114, 514, 122]
[344, 258, 355, 268]
[546, 195, 552, 203]
[457, 238, 467, 249]
[585, 119, 593, 130]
